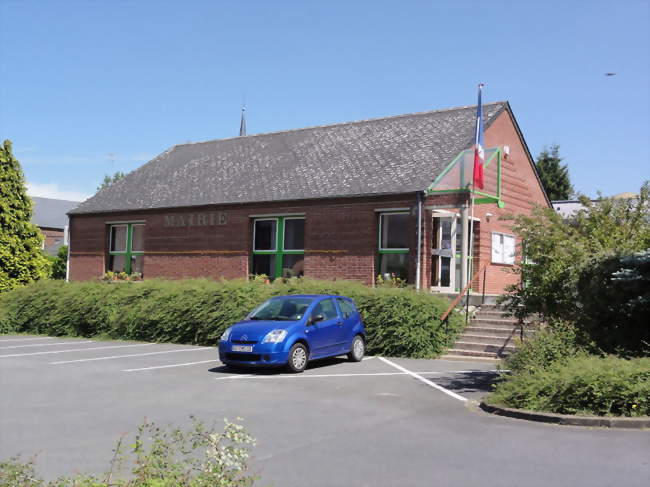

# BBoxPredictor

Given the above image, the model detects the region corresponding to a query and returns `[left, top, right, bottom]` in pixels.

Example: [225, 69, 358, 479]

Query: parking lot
[1, 334, 648, 487]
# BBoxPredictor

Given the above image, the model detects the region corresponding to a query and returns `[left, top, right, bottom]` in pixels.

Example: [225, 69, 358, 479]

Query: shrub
[0, 418, 257, 486]
[502, 319, 588, 374]
[489, 355, 650, 417]
[0, 278, 463, 358]
[501, 182, 650, 355]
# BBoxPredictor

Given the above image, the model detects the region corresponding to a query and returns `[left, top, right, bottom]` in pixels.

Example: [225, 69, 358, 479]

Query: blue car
[218, 294, 366, 373]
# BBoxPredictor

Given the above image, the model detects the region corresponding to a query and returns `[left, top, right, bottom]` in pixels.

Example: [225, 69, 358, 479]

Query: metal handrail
[439, 261, 490, 322]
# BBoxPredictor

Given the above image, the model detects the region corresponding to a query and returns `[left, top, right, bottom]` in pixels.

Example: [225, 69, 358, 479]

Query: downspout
[65, 215, 71, 283]
[415, 191, 424, 291]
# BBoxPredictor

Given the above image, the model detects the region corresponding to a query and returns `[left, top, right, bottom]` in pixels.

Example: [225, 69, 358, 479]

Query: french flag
[473, 84, 485, 190]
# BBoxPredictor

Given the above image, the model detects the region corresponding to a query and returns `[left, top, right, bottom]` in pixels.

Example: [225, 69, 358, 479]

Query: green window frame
[377, 212, 410, 280]
[251, 216, 305, 279]
[108, 223, 144, 275]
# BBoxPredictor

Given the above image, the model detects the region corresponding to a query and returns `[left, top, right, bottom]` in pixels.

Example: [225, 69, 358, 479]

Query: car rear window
[337, 298, 357, 318]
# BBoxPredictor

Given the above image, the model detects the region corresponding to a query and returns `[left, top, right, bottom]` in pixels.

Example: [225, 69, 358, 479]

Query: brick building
[68, 102, 549, 296]
[31, 196, 79, 255]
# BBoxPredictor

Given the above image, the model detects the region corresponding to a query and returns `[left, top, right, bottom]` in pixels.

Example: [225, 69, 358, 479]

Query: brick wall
[69, 194, 418, 285]
[40, 228, 64, 249]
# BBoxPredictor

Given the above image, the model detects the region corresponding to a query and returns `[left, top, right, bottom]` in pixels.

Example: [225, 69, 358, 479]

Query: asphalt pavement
[0, 334, 648, 487]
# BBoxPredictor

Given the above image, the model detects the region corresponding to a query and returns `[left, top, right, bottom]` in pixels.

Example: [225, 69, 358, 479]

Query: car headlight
[262, 329, 288, 343]
[220, 327, 232, 342]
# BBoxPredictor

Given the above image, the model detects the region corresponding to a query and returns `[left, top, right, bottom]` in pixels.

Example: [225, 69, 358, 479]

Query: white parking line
[378, 357, 467, 402]
[0, 337, 53, 343]
[0, 340, 93, 350]
[0, 343, 154, 359]
[51, 347, 213, 365]
[123, 359, 219, 372]
[213, 371, 452, 381]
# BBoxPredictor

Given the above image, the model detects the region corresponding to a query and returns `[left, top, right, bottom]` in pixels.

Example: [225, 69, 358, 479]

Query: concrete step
[471, 318, 520, 327]
[454, 341, 517, 353]
[459, 334, 514, 345]
[474, 312, 514, 320]
[464, 326, 519, 336]
[476, 304, 502, 310]
[444, 349, 502, 359]
[438, 353, 499, 362]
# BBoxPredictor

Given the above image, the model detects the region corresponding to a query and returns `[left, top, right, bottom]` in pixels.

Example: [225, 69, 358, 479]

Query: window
[251, 217, 305, 279]
[492, 232, 515, 265]
[249, 297, 313, 321]
[312, 299, 338, 321]
[108, 223, 145, 275]
[378, 212, 410, 280]
[337, 298, 357, 319]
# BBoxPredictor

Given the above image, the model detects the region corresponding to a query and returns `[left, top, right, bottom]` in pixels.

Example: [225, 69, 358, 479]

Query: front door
[431, 215, 458, 292]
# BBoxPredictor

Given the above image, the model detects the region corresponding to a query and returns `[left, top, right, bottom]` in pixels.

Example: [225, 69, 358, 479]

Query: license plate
[232, 345, 253, 352]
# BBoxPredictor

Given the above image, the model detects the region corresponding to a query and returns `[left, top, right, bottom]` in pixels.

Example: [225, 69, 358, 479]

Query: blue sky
[1, 0, 648, 201]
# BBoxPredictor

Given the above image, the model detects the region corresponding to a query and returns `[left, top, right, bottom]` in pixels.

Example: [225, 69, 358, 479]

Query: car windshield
[248, 297, 314, 321]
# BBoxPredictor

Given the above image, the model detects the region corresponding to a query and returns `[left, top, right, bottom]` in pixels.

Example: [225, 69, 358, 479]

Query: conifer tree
[535, 145, 574, 201]
[97, 171, 125, 191]
[0, 140, 50, 292]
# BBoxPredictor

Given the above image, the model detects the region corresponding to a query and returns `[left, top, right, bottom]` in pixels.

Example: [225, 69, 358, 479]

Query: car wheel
[287, 343, 308, 373]
[348, 335, 365, 362]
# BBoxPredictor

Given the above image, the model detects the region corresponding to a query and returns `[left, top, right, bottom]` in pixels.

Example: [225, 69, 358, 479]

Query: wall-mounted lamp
[485, 212, 493, 222]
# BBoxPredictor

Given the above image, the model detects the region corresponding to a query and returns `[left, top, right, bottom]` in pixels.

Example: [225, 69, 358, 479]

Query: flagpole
[466, 83, 483, 320]
[466, 178, 475, 321]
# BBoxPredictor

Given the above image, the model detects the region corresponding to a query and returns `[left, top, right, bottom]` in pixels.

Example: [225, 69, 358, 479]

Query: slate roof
[70, 102, 507, 215]
[31, 196, 81, 229]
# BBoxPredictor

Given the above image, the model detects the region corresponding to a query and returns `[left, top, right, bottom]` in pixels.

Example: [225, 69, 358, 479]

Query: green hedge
[489, 355, 650, 417]
[0, 279, 463, 358]
[502, 319, 588, 374]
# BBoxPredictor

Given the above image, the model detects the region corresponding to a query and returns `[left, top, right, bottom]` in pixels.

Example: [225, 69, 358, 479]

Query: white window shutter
[491, 233, 502, 263]
[503, 235, 515, 264]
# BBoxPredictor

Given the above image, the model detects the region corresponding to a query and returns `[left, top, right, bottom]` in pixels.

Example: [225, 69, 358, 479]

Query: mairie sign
[163, 212, 228, 228]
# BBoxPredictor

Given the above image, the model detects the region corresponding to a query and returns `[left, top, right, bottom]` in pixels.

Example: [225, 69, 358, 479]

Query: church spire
[239, 105, 246, 137]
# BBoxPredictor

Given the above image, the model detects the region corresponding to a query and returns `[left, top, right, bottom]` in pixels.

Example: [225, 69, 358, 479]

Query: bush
[0, 418, 257, 486]
[489, 355, 650, 417]
[502, 319, 587, 374]
[48, 246, 67, 280]
[0, 278, 463, 358]
[501, 182, 650, 355]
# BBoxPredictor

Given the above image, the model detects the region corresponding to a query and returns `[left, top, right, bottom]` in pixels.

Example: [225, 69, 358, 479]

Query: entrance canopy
[426, 147, 504, 207]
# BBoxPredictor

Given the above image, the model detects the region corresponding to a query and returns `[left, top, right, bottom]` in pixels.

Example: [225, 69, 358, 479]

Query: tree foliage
[97, 171, 125, 191]
[0, 140, 50, 293]
[535, 145, 574, 200]
[48, 245, 67, 280]
[502, 182, 650, 354]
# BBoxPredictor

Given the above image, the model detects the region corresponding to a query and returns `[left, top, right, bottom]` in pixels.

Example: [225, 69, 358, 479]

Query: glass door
[431, 215, 456, 292]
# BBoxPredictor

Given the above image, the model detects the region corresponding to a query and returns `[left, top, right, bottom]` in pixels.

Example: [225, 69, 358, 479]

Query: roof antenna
[239, 94, 247, 137]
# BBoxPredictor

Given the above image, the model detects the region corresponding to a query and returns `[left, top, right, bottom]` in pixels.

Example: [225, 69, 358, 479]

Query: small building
[553, 192, 639, 219]
[68, 101, 550, 296]
[31, 196, 80, 255]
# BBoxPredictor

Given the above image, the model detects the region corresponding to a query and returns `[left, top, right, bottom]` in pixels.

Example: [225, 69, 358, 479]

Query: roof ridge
[173, 101, 508, 148]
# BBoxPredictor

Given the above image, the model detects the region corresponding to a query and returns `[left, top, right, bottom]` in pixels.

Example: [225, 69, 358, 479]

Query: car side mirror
[309, 314, 325, 325]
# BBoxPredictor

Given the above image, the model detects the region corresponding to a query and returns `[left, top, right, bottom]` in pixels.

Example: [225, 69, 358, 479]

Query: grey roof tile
[31, 197, 80, 228]
[70, 102, 506, 214]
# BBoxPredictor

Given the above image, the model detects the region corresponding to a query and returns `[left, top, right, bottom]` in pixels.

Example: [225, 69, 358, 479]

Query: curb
[475, 401, 650, 429]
